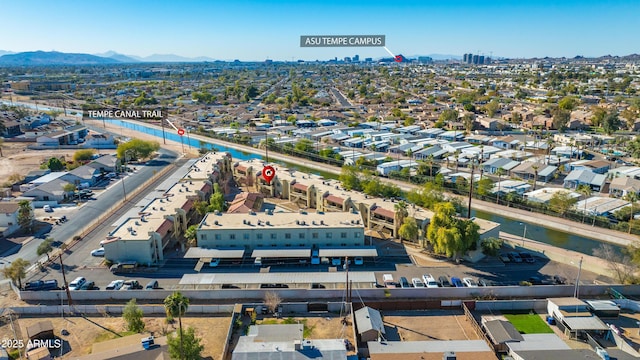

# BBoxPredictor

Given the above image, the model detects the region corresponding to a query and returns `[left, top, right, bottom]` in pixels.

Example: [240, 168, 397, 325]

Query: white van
[68, 277, 86, 290]
[383, 274, 396, 288]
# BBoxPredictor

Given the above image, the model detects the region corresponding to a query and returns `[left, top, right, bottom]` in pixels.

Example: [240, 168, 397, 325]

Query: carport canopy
[318, 247, 378, 257]
[184, 247, 245, 259]
[180, 272, 376, 285]
[562, 316, 609, 331]
[251, 248, 311, 258]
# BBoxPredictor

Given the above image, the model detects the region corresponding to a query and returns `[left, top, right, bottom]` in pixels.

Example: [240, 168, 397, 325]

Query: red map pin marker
[262, 165, 276, 184]
[394, 55, 402, 63]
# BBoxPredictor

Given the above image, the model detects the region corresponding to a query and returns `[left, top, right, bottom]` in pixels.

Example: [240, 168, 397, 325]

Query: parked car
[478, 279, 492, 287]
[463, 277, 479, 287]
[382, 274, 396, 288]
[91, 248, 105, 257]
[399, 277, 411, 288]
[450, 277, 464, 287]
[121, 280, 141, 290]
[422, 274, 439, 288]
[553, 275, 567, 284]
[519, 252, 535, 263]
[79, 281, 97, 290]
[43, 205, 53, 212]
[508, 252, 523, 263]
[106, 280, 124, 290]
[145, 280, 159, 290]
[499, 253, 511, 263]
[354, 257, 364, 265]
[438, 276, 452, 287]
[24, 279, 58, 291]
[68, 277, 86, 290]
[412, 278, 425, 288]
[331, 258, 342, 266]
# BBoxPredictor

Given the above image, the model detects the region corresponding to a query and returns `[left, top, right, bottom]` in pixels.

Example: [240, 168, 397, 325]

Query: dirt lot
[0, 313, 231, 359]
[381, 310, 481, 341]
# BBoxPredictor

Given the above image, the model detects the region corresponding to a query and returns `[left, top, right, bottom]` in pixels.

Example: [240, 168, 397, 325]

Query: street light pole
[574, 256, 583, 298]
[519, 222, 527, 247]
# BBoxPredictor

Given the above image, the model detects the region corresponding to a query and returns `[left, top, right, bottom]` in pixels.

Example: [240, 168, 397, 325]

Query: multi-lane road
[1, 149, 179, 276]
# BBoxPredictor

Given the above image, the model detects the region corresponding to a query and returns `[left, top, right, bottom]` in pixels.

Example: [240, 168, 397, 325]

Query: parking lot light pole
[519, 222, 527, 247]
[573, 256, 583, 298]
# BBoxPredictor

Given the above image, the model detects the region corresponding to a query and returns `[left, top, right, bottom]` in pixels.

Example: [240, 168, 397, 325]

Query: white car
[43, 205, 53, 212]
[463, 277, 479, 287]
[105, 280, 124, 290]
[422, 274, 439, 288]
[68, 276, 86, 290]
[91, 248, 105, 257]
[411, 278, 425, 288]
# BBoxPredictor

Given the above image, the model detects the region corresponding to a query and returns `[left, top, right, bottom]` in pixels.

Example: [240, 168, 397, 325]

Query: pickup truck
[24, 279, 58, 291]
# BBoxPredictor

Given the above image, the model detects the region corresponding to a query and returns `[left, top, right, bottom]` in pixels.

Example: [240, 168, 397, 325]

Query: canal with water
[104, 119, 623, 256]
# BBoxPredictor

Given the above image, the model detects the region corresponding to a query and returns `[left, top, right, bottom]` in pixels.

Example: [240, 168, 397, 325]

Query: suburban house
[568, 160, 611, 174]
[491, 136, 520, 149]
[1, 120, 22, 137]
[35, 125, 88, 147]
[563, 170, 607, 192]
[22, 178, 73, 203]
[62, 165, 102, 187]
[510, 162, 557, 183]
[354, 306, 385, 342]
[482, 157, 520, 175]
[0, 202, 21, 238]
[609, 177, 640, 198]
[87, 155, 118, 174]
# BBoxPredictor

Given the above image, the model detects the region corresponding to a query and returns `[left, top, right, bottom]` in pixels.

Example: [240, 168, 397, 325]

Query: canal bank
[104, 119, 636, 254]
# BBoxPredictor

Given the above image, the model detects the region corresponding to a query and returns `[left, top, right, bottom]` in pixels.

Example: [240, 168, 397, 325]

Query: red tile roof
[372, 206, 395, 219]
[292, 182, 308, 191]
[155, 219, 174, 237]
[324, 194, 344, 205]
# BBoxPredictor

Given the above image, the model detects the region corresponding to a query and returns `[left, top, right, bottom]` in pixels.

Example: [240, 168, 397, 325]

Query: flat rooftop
[199, 210, 364, 230]
[179, 272, 376, 285]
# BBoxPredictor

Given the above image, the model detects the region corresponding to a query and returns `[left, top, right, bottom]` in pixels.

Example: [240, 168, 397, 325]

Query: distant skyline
[2, 0, 639, 61]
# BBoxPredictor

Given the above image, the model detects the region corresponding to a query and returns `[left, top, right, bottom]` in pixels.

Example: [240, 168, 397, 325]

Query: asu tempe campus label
[300, 35, 385, 47]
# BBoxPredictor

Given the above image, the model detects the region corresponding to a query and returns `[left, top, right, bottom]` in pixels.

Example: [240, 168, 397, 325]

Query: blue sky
[2, 0, 638, 60]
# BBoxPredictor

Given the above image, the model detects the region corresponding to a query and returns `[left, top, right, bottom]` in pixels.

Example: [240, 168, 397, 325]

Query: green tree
[485, 99, 500, 117]
[46, 157, 65, 171]
[36, 237, 54, 261]
[426, 202, 478, 258]
[481, 237, 503, 256]
[73, 149, 96, 162]
[184, 225, 198, 246]
[627, 137, 640, 159]
[339, 165, 361, 191]
[17, 200, 34, 233]
[1, 258, 29, 288]
[164, 292, 190, 359]
[620, 108, 638, 130]
[558, 96, 578, 111]
[123, 298, 145, 333]
[552, 108, 570, 132]
[193, 200, 209, 217]
[548, 191, 578, 215]
[294, 138, 315, 153]
[116, 139, 161, 161]
[438, 109, 459, 123]
[62, 183, 77, 195]
[208, 192, 226, 212]
[475, 178, 494, 196]
[398, 216, 419, 243]
[590, 106, 607, 127]
[602, 110, 622, 135]
[167, 327, 204, 360]
[462, 114, 474, 134]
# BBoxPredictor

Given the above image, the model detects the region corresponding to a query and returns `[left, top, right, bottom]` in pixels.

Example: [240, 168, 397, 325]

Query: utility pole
[59, 253, 73, 307]
[574, 256, 583, 298]
[467, 156, 476, 219]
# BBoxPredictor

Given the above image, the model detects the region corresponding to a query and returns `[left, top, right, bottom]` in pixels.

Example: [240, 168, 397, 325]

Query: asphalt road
[1, 148, 178, 275]
[330, 87, 353, 108]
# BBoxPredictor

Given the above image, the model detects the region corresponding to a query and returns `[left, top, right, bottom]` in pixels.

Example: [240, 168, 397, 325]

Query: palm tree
[407, 149, 413, 183]
[394, 201, 409, 241]
[164, 292, 190, 360]
[454, 150, 460, 172]
[427, 155, 434, 178]
[495, 168, 506, 204]
[623, 192, 638, 234]
[531, 164, 539, 191]
[576, 184, 592, 223]
[545, 136, 554, 164]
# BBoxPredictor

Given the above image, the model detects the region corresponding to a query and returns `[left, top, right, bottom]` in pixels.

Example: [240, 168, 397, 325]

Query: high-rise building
[478, 55, 484, 64]
[472, 55, 479, 64]
[463, 54, 468, 63]
[418, 56, 433, 63]
[353, 54, 360, 62]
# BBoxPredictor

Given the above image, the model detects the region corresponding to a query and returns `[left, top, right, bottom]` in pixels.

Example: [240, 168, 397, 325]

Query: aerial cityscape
[1, 1, 640, 360]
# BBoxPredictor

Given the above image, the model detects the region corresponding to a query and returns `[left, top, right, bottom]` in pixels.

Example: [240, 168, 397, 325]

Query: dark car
[450, 277, 464, 287]
[553, 275, 567, 284]
[519, 252, 535, 263]
[145, 280, 159, 290]
[24, 279, 58, 291]
[438, 276, 452, 287]
[508, 252, 523, 263]
[399, 277, 412, 288]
